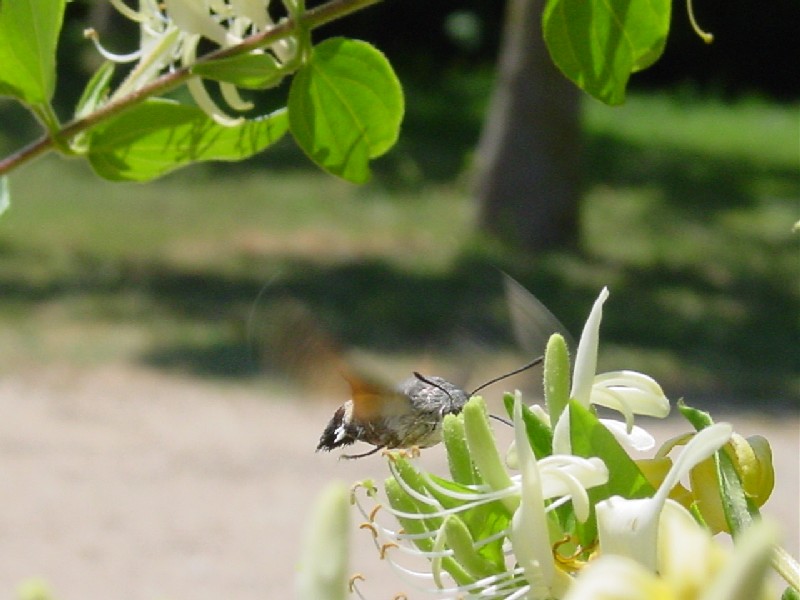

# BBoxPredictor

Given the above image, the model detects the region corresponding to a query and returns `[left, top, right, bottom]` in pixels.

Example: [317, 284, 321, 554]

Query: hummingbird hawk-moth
[259, 276, 564, 458]
[315, 357, 543, 459]
[314, 275, 566, 459]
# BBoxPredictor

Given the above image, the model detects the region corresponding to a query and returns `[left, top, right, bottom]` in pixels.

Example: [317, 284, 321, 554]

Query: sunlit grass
[0, 92, 796, 400]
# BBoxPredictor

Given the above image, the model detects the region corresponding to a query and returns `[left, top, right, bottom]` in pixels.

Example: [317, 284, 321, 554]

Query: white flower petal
[592, 371, 670, 418]
[220, 81, 254, 111]
[570, 287, 609, 406]
[551, 405, 572, 455]
[110, 0, 150, 22]
[596, 422, 733, 572]
[699, 520, 778, 600]
[509, 396, 555, 592]
[530, 403, 551, 427]
[231, 0, 270, 29]
[655, 423, 732, 505]
[563, 554, 670, 600]
[596, 495, 662, 571]
[187, 75, 243, 126]
[600, 418, 656, 452]
[165, 0, 237, 46]
[658, 500, 725, 595]
[539, 456, 608, 502]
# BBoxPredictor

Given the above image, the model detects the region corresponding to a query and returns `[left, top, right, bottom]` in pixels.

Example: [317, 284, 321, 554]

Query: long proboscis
[468, 355, 544, 397]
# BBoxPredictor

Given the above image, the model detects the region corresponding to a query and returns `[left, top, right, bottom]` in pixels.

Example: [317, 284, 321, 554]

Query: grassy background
[0, 86, 797, 405]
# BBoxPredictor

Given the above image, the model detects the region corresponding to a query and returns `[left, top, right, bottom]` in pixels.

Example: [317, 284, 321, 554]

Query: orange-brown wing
[340, 368, 408, 422]
[253, 298, 351, 401]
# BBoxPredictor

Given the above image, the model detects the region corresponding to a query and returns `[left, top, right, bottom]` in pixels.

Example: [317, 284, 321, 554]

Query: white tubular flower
[352, 395, 608, 599]
[594, 423, 732, 572]
[564, 506, 777, 600]
[87, 0, 289, 124]
[553, 288, 671, 454]
[509, 395, 606, 599]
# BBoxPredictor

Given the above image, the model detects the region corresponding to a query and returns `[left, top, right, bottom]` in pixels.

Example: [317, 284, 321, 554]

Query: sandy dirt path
[0, 364, 796, 599]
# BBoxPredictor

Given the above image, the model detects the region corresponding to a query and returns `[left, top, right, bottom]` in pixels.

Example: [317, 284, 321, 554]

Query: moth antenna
[469, 355, 544, 396]
[413, 371, 454, 401]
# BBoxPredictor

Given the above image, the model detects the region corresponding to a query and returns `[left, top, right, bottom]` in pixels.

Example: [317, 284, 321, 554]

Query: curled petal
[600, 419, 656, 452]
[563, 554, 671, 600]
[657, 423, 732, 505]
[110, 0, 150, 22]
[570, 287, 609, 407]
[539, 456, 608, 521]
[165, 0, 237, 46]
[592, 371, 670, 420]
[220, 81, 255, 111]
[187, 76, 244, 125]
[231, 0, 270, 29]
[84, 29, 143, 62]
[596, 423, 732, 572]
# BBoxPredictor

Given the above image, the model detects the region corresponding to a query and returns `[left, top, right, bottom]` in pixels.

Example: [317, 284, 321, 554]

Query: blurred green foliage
[0, 82, 796, 404]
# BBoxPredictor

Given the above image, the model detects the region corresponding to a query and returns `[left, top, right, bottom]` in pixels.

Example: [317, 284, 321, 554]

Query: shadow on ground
[0, 240, 795, 406]
[0, 87, 796, 407]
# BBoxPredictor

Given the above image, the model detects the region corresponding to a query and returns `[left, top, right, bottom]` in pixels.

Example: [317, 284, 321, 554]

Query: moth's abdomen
[316, 405, 357, 451]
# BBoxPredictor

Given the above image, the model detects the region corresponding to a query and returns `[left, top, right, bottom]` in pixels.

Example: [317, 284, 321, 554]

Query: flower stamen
[348, 573, 365, 592]
[359, 522, 378, 538]
[380, 542, 399, 559]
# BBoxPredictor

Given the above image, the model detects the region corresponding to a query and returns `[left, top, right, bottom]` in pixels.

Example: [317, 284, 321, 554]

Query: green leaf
[677, 400, 714, 430]
[678, 401, 761, 537]
[192, 53, 285, 90]
[288, 37, 404, 183]
[86, 100, 289, 181]
[569, 400, 654, 499]
[0, 0, 66, 104]
[542, 0, 671, 105]
[502, 392, 552, 459]
[717, 449, 760, 535]
[569, 400, 655, 547]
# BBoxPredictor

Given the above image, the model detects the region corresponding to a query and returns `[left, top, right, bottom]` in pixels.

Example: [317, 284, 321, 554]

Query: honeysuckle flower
[86, 0, 296, 124]
[594, 422, 732, 572]
[351, 395, 608, 599]
[296, 482, 350, 600]
[553, 287, 671, 455]
[563, 508, 777, 600]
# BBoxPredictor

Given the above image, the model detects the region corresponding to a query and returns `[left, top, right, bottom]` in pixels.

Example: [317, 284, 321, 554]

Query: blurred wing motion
[253, 298, 469, 459]
[261, 275, 571, 459]
[503, 273, 575, 357]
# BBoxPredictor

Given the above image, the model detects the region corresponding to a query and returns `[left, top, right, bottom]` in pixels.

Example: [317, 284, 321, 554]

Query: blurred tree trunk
[473, 0, 582, 252]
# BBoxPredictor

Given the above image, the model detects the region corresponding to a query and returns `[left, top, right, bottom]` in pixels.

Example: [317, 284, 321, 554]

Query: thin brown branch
[0, 0, 383, 177]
